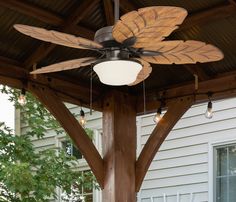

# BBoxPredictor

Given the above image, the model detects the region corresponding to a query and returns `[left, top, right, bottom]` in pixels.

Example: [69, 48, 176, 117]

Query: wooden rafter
[119, 1, 236, 32]
[183, 64, 210, 81]
[229, 0, 236, 7]
[1, 55, 236, 115]
[23, 0, 100, 70]
[0, 56, 103, 111]
[103, 0, 114, 26]
[180, 3, 236, 31]
[137, 71, 236, 114]
[119, 0, 137, 13]
[135, 96, 193, 191]
[118, 1, 224, 80]
[29, 84, 104, 188]
[0, 0, 94, 39]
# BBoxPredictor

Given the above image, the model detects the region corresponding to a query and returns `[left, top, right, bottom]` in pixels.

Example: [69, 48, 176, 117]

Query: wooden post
[102, 91, 136, 202]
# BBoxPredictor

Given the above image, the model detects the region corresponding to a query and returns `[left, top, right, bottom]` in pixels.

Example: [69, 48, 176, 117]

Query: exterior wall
[18, 98, 236, 202]
[18, 103, 103, 202]
[138, 97, 236, 202]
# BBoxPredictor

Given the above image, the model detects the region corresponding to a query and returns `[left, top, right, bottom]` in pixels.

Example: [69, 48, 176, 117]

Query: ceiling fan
[14, 1, 224, 86]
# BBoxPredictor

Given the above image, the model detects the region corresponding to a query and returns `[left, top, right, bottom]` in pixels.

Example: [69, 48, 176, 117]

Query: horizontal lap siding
[20, 98, 236, 202]
[138, 98, 236, 202]
[20, 103, 102, 156]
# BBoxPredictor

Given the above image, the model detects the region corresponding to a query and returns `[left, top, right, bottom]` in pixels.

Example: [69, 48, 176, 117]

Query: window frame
[209, 138, 236, 202]
[55, 129, 102, 202]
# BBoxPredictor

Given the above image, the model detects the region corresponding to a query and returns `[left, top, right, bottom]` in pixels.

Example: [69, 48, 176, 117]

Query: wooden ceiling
[0, 0, 236, 113]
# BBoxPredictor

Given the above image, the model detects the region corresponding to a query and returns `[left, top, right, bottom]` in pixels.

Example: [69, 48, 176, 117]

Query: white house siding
[19, 103, 102, 152]
[138, 97, 236, 202]
[18, 103, 103, 202]
[18, 98, 236, 202]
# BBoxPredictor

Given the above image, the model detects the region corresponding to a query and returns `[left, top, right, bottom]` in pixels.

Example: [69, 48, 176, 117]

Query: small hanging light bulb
[79, 108, 86, 127]
[18, 88, 27, 106]
[153, 107, 162, 124]
[205, 101, 213, 119]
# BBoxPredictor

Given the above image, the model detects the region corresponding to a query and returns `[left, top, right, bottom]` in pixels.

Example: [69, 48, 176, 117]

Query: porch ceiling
[0, 0, 235, 113]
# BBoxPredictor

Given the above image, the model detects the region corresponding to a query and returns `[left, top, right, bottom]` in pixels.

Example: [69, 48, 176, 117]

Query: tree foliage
[0, 87, 97, 202]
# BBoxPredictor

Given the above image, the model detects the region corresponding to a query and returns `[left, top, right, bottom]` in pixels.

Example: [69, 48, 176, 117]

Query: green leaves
[0, 86, 97, 201]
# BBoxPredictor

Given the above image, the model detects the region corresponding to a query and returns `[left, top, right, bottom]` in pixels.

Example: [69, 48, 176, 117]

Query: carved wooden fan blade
[30, 57, 97, 74]
[14, 24, 103, 50]
[113, 6, 187, 48]
[128, 58, 152, 86]
[141, 40, 224, 64]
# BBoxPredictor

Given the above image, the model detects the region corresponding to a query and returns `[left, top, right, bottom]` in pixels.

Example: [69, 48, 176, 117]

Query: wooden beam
[29, 84, 104, 187]
[179, 3, 236, 31]
[103, 0, 114, 26]
[183, 64, 210, 81]
[119, 0, 137, 13]
[0, 0, 63, 26]
[23, 0, 100, 70]
[135, 96, 193, 191]
[229, 0, 236, 7]
[137, 71, 236, 114]
[0, 56, 103, 110]
[102, 91, 136, 201]
[118, 1, 235, 33]
[0, 56, 28, 79]
[0, 0, 94, 39]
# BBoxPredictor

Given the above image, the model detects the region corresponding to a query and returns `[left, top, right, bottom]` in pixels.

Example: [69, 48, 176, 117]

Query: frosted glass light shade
[93, 60, 142, 86]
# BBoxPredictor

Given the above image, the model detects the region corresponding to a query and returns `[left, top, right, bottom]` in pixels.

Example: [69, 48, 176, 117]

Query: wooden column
[102, 91, 136, 202]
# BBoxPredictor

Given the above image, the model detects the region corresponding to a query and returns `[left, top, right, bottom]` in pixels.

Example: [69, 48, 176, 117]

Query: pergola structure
[0, 0, 236, 201]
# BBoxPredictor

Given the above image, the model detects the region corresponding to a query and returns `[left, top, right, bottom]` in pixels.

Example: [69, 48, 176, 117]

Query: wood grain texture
[135, 96, 193, 191]
[14, 24, 102, 50]
[29, 85, 104, 187]
[0, 0, 94, 39]
[112, 6, 187, 48]
[30, 57, 97, 74]
[102, 91, 136, 202]
[141, 40, 224, 64]
[128, 58, 152, 86]
[23, 0, 100, 69]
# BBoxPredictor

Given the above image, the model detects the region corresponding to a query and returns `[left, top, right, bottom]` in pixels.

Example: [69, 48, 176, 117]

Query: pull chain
[90, 66, 93, 115]
[143, 80, 146, 114]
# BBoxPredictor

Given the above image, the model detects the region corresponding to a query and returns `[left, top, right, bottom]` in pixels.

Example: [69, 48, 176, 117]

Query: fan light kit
[13, 0, 224, 86]
[93, 60, 142, 85]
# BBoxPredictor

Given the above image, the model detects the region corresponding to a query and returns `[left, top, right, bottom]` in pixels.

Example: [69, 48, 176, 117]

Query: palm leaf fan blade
[14, 24, 103, 50]
[30, 57, 98, 74]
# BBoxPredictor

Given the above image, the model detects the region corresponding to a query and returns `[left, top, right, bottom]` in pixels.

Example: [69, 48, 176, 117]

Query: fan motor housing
[94, 26, 120, 47]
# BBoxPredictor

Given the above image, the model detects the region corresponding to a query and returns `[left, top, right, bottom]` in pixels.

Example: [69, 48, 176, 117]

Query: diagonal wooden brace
[135, 96, 193, 191]
[28, 83, 104, 188]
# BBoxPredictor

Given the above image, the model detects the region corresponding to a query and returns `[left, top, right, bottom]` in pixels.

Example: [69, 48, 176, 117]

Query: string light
[18, 88, 27, 106]
[205, 101, 213, 119]
[79, 108, 86, 127]
[205, 93, 213, 119]
[153, 107, 162, 124]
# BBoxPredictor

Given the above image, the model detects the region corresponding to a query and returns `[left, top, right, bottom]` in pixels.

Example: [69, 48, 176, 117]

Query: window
[214, 144, 236, 202]
[61, 170, 93, 202]
[62, 141, 83, 160]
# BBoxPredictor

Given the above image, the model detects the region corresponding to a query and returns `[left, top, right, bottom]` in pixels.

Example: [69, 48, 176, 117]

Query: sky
[0, 92, 14, 130]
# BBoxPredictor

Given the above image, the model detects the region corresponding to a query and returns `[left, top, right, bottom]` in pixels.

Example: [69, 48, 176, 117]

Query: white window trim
[208, 137, 236, 202]
[55, 129, 102, 202]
